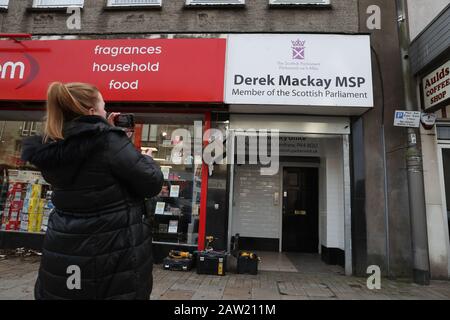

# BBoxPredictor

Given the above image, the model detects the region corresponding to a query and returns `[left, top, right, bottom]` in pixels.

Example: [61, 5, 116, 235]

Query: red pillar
[133, 124, 143, 149]
[197, 112, 211, 251]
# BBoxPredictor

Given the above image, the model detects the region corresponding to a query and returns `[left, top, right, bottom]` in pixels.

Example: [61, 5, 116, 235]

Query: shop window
[107, 0, 162, 7]
[0, 0, 9, 9]
[139, 121, 202, 245]
[437, 124, 450, 140]
[269, 0, 331, 6]
[0, 121, 52, 234]
[20, 122, 40, 137]
[32, 0, 84, 8]
[0, 121, 41, 168]
[185, 0, 245, 6]
[0, 118, 204, 246]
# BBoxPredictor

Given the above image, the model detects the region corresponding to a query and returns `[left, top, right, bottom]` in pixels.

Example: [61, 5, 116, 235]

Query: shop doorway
[282, 167, 319, 253]
[436, 142, 450, 278]
[227, 127, 352, 275]
[441, 148, 450, 247]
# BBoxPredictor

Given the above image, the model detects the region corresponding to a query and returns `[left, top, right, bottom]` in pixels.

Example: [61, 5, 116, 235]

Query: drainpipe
[372, 45, 391, 278]
[396, 0, 431, 285]
[381, 126, 391, 277]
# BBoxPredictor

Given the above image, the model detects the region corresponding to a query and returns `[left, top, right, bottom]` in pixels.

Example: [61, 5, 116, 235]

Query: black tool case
[196, 251, 228, 276]
[163, 256, 194, 271]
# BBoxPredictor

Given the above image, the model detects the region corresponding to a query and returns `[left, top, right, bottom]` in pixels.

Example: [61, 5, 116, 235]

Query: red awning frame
[0, 33, 32, 42]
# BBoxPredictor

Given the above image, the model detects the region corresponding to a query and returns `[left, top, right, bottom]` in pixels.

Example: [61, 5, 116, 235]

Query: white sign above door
[225, 34, 374, 108]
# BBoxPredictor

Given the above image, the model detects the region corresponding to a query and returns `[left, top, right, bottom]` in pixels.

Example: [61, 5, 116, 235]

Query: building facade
[0, 0, 425, 279]
[408, 0, 450, 279]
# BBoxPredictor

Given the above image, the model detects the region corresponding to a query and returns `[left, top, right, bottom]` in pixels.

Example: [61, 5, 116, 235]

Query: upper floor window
[185, 0, 245, 6]
[0, 0, 9, 9]
[269, 0, 330, 6]
[32, 0, 84, 8]
[107, 0, 162, 7]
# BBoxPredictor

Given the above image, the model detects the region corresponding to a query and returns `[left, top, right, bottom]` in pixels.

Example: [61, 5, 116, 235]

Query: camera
[113, 113, 135, 128]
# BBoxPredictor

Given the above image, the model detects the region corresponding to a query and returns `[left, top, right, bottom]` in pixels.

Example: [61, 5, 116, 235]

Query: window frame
[268, 0, 331, 7]
[185, 0, 245, 7]
[32, 0, 84, 8]
[106, 0, 162, 8]
[0, 0, 8, 10]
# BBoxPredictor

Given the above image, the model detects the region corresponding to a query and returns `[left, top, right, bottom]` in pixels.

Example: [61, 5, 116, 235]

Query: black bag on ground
[162, 250, 194, 271]
[237, 252, 259, 275]
[163, 257, 194, 271]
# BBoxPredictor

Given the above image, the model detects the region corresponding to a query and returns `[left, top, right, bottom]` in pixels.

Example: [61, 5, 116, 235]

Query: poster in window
[155, 202, 165, 215]
[161, 167, 170, 180]
[168, 220, 178, 234]
[170, 185, 180, 198]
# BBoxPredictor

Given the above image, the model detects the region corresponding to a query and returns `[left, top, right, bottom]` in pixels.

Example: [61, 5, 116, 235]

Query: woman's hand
[107, 112, 121, 126]
[143, 148, 153, 157]
[141, 147, 155, 157]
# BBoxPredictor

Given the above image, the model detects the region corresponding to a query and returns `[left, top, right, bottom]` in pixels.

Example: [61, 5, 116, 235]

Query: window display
[0, 121, 53, 234]
[0, 118, 204, 246]
[0, 170, 53, 234]
[140, 122, 202, 245]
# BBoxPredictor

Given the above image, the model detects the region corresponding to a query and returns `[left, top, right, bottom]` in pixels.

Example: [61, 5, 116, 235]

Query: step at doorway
[254, 251, 344, 275]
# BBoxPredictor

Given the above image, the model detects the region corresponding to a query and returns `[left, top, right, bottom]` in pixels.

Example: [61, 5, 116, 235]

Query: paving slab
[1, 255, 450, 300]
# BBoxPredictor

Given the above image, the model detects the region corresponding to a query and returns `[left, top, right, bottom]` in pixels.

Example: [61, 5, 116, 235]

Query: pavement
[1, 252, 450, 300]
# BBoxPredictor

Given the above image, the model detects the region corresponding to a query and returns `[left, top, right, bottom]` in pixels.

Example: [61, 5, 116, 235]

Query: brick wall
[0, 0, 358, 35]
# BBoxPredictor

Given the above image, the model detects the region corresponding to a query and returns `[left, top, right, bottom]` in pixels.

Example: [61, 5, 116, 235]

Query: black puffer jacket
[21, 115, 164, 300]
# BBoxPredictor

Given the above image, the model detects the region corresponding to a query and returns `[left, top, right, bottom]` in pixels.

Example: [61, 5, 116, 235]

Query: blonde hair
[44, 82, 100, 142]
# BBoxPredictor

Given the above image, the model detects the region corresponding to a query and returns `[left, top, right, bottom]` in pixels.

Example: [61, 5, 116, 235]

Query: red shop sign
[0, 38, 226, 103]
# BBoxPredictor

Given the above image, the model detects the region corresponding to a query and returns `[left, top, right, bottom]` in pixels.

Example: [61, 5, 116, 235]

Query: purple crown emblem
[291, 39, 306, 60]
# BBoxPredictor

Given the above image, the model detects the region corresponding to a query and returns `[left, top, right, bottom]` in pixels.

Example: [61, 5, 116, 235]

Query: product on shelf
[159, 185, 169, 197]
[6, 199, 23, 231]
[159, 223, 168, 234]
[0, 168, 9, 227]
[3, 182, 25, 231]
[41, 192, 54, 233]
[27, 184, 44, 233]
[0, 170, 53, 234]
